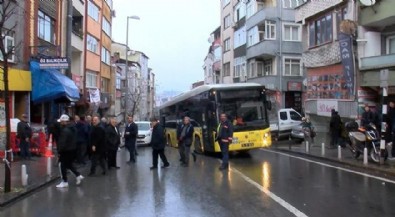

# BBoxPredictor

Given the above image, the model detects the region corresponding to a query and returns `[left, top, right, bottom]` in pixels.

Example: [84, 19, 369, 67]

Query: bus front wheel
[194, 136, 204, 154]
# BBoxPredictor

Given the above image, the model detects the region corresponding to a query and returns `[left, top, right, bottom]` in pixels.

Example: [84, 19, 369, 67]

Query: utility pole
[124, 17, 129, 122]
[65, 0, 73, 78]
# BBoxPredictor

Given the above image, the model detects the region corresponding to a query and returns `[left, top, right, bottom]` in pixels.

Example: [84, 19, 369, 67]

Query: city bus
[158, 83, 272, 153]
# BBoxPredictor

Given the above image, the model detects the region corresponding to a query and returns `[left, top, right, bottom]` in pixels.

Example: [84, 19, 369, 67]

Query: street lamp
[125, 15, 140, 121]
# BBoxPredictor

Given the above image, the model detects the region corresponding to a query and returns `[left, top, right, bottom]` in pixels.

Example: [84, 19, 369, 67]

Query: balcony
[360, 1, 395, 28]
[246, 7, 278, 29]
[71, 32, 83, 52]
[247, 40, 278, 59]
[360, 54, 395, 71]
[72, 0, 85, 15]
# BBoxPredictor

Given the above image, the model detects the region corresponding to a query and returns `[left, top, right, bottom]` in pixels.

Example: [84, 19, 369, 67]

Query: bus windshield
[218, 90, 267, 131]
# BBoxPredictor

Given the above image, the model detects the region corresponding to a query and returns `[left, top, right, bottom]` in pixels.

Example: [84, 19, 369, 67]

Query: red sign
[287, 82, 302, 91]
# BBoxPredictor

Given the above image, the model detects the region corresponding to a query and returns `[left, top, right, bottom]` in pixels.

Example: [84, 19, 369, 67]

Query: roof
[159, 83, 263, 109]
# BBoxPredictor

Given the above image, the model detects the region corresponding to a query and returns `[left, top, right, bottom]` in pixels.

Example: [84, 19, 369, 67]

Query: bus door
[202, 103, 217, 152]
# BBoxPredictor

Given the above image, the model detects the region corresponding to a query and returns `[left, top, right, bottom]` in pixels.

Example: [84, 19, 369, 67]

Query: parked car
[269, 108, 303, 140]
[291, 123, 305, 143]
[136, 121, 152, 146]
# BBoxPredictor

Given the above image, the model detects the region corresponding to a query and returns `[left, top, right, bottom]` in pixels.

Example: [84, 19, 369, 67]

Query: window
[234, 26, 246, 48]
[264, 59, 274, 75]
[246, 2, 254, 18]
[248, 61, 256, 78]
[234, 57, 246, 78]
[222, 0, 230, 8]
[336, 7, 347, 36]
[387, 36, 395, 54]
[101, 78, 110, 92]
[87, 34, 98, 53]
[283, 24, 301, 41]
[223, 62, 231, 76]
[283, 58, 302, 76]
[234, 3, 245, 22]
[224, 15, 231, 29]
[88, 1, 99, 21]
[86, 71, 98, 88]
[247, 27, 258, 47]
[116, 75, 121, 89]
[38, 11, 55, 43]
[224, 38, 231, 52]
[102, 17, 111, 36]
[309, 13, 333, 47]
[283, 0, 303, 9]
[101, 47, 111, 64]
[265, 20, 276, 40]
[279, 112, 287, 120]
[290, 111, 302, 121]
[257, 62, 264, 77]
[0, 35, 15, 62]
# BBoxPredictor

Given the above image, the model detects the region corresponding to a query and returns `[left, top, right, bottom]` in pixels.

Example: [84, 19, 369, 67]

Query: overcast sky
[112, 0, 220, 93]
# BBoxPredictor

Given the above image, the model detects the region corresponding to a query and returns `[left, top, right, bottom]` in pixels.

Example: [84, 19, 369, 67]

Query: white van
[270, 108, 303, 140]
[136, 121, 152, 146]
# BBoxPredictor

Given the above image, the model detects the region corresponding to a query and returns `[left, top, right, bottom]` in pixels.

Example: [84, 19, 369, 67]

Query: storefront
[285, 81, 303, 113]
[30, 61, 80, 124]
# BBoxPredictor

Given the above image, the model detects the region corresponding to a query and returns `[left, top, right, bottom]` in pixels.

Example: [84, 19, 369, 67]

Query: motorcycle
[345, 121, 388, 163]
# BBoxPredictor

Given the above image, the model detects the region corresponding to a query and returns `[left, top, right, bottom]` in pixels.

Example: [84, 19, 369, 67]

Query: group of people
[53, 114, 140, 188]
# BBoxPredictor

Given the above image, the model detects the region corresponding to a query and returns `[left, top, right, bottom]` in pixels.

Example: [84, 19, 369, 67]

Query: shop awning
[0, 68, 32, 91]
[30, 61, 80, 103]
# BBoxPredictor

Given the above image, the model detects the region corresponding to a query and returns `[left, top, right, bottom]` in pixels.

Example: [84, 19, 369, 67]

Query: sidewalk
[272, 132, 395, 177]
[0, 156, 60, 207]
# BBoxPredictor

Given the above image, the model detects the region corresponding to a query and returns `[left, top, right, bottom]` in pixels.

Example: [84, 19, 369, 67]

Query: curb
[0, 175, 60, 208]
[272, 147, 395, 178]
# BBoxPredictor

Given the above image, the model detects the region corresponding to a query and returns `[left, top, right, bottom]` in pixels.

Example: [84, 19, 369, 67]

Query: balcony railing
[360, 53, 395, 70]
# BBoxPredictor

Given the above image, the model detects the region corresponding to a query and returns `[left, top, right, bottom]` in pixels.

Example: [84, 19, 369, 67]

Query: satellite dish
[359, 0, 376, 6]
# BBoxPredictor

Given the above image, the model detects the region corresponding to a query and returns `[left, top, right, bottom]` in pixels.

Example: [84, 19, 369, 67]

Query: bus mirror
[266, 101, 272, 111]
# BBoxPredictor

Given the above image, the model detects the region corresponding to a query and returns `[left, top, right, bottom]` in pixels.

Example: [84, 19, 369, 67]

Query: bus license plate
[241, 143, 254, 147]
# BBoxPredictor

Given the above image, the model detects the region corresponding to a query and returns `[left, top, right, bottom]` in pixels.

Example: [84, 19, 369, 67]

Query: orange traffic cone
[44, 134, 54, 157]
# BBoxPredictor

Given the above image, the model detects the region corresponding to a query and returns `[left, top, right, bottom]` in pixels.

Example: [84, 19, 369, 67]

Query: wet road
[1, 146, 395, 217]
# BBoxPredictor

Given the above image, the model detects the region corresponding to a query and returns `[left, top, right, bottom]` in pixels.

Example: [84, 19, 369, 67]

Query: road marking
[230, 167, 308, 217]
[261, 149, 395, 185]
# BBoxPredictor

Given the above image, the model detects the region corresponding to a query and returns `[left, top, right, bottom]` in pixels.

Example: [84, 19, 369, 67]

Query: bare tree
[126, 72, 146, 119]
[0, 0, 20, 193]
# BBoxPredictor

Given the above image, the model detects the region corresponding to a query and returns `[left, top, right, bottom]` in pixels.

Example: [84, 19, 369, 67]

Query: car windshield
[137, 123, 150, 131]
[218, 90, 268, 131]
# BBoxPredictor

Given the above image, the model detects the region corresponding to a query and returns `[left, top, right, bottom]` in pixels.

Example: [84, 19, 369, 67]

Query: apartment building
[220, 0, 235, 84]
[203, 27, 221, 84]
[84, 0, 113, 116]
[246, 0, 303, 112]
[358, 0, 395, 107]
[296, 0, 358, 124]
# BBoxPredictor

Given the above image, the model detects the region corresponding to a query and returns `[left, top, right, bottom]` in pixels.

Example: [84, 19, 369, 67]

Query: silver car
[291, 123, 305, 143]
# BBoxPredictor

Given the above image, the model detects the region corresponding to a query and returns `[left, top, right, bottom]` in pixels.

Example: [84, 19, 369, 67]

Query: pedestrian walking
[17, 114, 32, 160]
[216, 113, 233, 170]
[177, 116, 196, 167]
[150, 117, 170, 170]
[124, 115, 138, 163]
[329, 110, 342, 148]
[85, 115, 93, 160]
[106, 117, 121, 169]
[302, 117, 315, 146]
[89, 115, 107, 176]
[56, 114, 84, 188]
[74, 115, 89, 165]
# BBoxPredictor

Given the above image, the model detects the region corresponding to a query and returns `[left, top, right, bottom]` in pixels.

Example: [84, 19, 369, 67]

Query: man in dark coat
[106, 117, 121, 169]
[361, 105, 375, 127]
[329, 110, 342, 148]
[124, 115, 138, 163]
[216, 113, 233, 170]
[387, 101, 395, 158]
[56, 114, 84, 188]
[17, 114, 32, 160]
[150, 117, 169, 170]
[74, 115, 89, 165]
[89, 115, 107, 176]
[177, 116, 196, 166]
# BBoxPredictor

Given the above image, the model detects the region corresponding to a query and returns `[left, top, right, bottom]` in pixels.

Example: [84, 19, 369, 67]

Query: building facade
[220, 0, 235, 84]
[358, 0, 395, 109]
[296, 0, 358, 125]
[203, 27, 221, 84]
